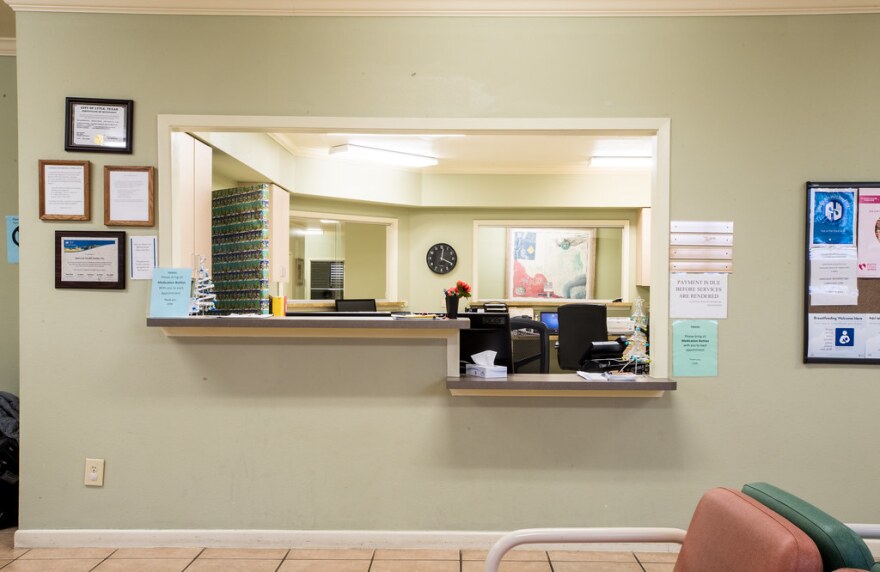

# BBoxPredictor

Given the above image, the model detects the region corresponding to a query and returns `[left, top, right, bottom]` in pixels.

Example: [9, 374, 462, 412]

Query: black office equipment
[538, 311, 559, 334]
[510, 316, 550, 373]
[556, 303, 610, 371]
[335, 298, 377, 312]
[459, 312, 512, 374]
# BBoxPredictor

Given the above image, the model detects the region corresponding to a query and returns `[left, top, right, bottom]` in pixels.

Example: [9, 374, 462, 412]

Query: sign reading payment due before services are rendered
[670, 273, 728, 319]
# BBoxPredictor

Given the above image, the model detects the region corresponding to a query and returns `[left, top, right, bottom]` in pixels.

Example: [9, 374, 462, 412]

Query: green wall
[0, 56, 17, 395]
[15, 12, 880, 532]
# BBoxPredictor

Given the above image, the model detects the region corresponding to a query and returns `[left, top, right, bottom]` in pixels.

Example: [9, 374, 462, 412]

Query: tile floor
[0, 530, 679, 572]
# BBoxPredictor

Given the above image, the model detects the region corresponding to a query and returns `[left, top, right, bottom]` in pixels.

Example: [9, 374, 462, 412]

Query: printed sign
[5, 215, 17, 264]
[670, 273, 728, 319]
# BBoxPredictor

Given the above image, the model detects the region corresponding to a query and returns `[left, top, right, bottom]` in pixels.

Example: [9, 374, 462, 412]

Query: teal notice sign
[149, 268, 192, 317]
[6, 216, 18, 264]
[672, 320, 718, 377]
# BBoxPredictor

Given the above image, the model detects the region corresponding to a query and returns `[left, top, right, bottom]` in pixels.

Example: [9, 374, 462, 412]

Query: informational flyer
[809, 247, 859, 306]
[129, 235, 157, 280]
[149, 268, 192, 317]
[672, 320, 718, 377]
[810, 188, 857, 246]
[5, 215, 17, 264]
[805, 313, 879, 359]
[857, 188, 880, 278]
[669, 273, 728, 319]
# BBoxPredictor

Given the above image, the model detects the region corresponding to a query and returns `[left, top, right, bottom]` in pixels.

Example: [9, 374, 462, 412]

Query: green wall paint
[14, 12, 880, 533]
[343, 222, 387, 300]
[0, 56, 17, 395]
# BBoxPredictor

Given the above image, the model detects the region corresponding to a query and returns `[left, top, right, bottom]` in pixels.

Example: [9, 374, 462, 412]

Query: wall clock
[426, 242, 457, 274]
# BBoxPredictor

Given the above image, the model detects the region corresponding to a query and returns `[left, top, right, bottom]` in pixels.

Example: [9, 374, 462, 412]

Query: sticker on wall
[672, 320, 718, 377]
[5, 215, 18, 264]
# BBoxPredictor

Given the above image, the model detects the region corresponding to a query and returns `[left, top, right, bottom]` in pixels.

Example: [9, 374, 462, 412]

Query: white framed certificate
[104, 166, 154, 226]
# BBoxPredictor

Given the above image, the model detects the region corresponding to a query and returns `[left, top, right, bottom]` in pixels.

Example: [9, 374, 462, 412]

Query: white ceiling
[270, 131, 655, 175]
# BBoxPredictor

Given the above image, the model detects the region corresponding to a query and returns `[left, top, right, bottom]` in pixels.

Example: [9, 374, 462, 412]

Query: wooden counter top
[446, 374, 675, 397]
[147, 315, 468, 331]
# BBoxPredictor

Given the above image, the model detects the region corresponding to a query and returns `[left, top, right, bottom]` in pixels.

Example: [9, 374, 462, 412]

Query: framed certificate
[65, 97, 133, 154]
[104, 166, 154, 226]
[39, 159, 90, 221]
[55, 230, 126, 289]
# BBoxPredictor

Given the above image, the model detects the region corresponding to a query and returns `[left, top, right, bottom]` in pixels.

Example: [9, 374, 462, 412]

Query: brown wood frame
[39, 159, 90, 221]
[55, 230, 126, 290]
[104, 166, 155, 227]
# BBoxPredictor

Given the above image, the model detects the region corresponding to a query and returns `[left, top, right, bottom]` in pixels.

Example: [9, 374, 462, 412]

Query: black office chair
[459, 312, 513, 373]
[557, 303, 610, 371]
[510, 317, 549, 373]
[334, 298, 377, 312]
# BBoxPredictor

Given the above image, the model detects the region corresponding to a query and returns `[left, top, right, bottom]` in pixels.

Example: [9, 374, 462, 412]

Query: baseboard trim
[14, 529, 682, 552]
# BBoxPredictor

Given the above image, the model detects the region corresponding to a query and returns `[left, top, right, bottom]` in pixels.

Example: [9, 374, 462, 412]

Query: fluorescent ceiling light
[292, 228, 324, 236]
[589, 156, 653, 168]
[320, 219, 340, 224]
[329, 144, 438, 168]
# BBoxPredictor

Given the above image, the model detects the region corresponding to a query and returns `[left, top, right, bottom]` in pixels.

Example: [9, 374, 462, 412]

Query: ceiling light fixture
[320, 219, 340, 224]
[329, 144, 438, 168]
[589, 156, 654, 168]
[292, 228, 324, 236]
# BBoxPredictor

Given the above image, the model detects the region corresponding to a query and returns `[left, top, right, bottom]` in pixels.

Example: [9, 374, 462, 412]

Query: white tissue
[471, 350, 497, 366]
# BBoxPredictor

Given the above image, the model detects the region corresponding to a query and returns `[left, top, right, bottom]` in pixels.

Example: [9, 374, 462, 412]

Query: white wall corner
[0, 38, 15, 57]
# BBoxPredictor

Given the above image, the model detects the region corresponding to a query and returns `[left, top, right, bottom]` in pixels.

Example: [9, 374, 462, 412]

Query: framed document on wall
[104, 166, 154, 226]
[39, 159, 90, 221]
[55, 230, 126, 289]
[65, 97, 133, 154]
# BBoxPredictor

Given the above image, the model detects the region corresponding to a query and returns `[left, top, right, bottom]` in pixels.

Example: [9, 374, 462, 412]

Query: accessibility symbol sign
[6, 215, 18, 264]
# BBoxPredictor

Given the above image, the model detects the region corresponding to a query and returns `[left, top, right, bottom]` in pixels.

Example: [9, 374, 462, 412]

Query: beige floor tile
[552, 562, 644, 572]
[92, 559, 193, 571]
[634, 551, 678, 563]
[370, 561, 459, 572]
[110, 547, 202, 559]
[285, 548, 373, 560]
[199, 547, 288, 559]
[279, 560, 371, 572]
[185, 559, 283, 571]
[1, 559, 105, 571]
[641, 564, 676, 572]
[373, 548, 459, 560]
[462, 561, 552, 572]
[462, 549, 548, 561]
[548, 550, 637, 562]
[0, 560, 11, 568]
[0, 547, 28, 559]
[19, 547, 115, 559]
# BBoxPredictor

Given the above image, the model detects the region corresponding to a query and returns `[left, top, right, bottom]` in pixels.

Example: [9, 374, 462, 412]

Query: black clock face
[426, 243, 457, 274]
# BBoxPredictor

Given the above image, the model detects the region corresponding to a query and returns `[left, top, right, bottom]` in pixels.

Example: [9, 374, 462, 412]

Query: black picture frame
[64, 97, 134, 154]
[55, 230, 126, 290]
[803, 181, 880, 365]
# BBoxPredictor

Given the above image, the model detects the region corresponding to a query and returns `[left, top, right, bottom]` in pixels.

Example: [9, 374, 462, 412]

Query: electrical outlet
[84, 458, 105, 487]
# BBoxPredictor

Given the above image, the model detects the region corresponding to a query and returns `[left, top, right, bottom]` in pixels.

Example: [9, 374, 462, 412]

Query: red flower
[447, 280, 472, 298]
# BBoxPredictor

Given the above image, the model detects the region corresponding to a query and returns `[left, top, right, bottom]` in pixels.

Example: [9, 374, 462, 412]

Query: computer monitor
[538, 311, 559, 334]
[459, 312, 512, 373]
[335, 298, 377, 312]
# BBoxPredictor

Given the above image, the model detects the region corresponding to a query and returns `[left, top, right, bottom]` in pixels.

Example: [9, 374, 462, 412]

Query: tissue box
[465, 364, 508, 378]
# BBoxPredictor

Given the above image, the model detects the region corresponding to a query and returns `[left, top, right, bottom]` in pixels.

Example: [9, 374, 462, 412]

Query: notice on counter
[805, 313, 880, 359]
[809, 247, 859, 306]
[858, 188, 880, 278]
[670, 273, 728, 319]
[672, 320, 718, 377]
[5, 215, 18, 264]
[129, 235, 157, 280]
[810, 188, 857, 246]
[149, 268, 192, 317]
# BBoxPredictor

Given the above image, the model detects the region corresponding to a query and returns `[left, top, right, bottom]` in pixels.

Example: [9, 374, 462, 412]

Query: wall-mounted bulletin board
[804, 182, 880, 364]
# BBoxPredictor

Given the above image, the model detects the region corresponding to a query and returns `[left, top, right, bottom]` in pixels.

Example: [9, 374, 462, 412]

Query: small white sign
[670, 273, 728, 319]
[670, 220, 734, 234]
[809, 247, 859, 306]
[130, 235, 158, 280]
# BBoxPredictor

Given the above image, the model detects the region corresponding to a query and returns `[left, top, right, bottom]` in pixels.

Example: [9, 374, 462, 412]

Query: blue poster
[811, 189, 856, 245]
[149, 268, 192, 317]
[5, 216, 18, 264]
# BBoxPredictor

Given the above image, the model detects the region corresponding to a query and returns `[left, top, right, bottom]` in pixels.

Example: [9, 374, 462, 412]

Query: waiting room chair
[556, 303, 608, 371]
[485, 486, 879, 572]
[509, 316, 549, 373]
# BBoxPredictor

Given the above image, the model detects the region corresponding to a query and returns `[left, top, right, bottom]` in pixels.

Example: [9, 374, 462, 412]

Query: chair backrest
[335, 298, 377, 312]
[557, 303, 608, 370]
[675, 487, 822, 572]
[510, 316, 549, 373]
[743, 482, 880, 572]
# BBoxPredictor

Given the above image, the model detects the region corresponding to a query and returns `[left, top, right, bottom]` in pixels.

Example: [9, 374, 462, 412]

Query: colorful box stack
[211, 184, 271, 315]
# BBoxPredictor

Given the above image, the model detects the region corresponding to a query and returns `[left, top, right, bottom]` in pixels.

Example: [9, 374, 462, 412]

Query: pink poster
[857, 188, 880, 278]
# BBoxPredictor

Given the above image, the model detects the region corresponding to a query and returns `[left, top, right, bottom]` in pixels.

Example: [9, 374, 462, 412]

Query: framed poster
[65, 97, 133, 154]
[506, 227, 596, 300]
[39, 160, 90, 221]
[55, 230, 126, 289]
[804, 182, 880, 364]
[104, 166, 154, 226]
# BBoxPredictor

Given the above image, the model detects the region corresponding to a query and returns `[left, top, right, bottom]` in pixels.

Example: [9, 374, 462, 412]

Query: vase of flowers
[444, 280, 472, 319]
